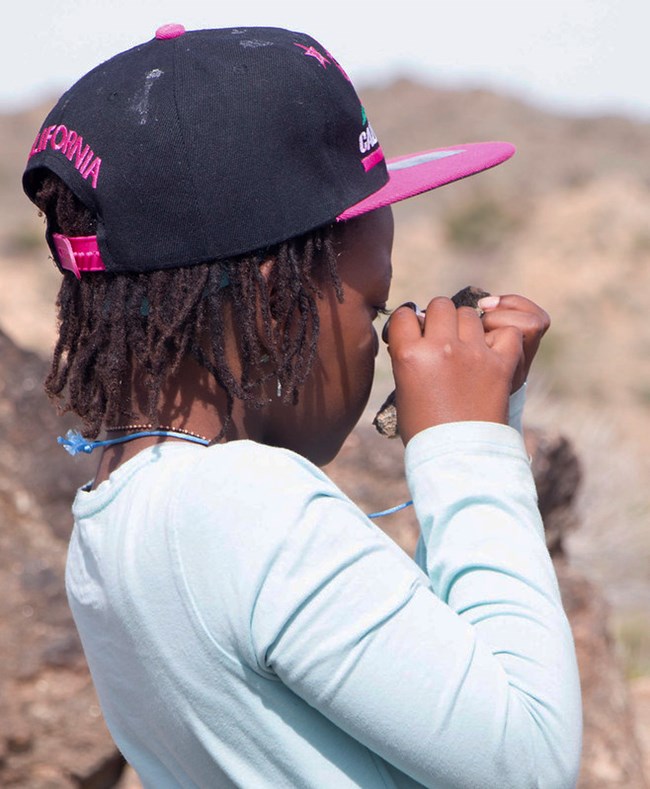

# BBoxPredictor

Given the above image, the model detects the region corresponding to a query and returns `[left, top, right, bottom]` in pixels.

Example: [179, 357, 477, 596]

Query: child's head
[23, 24, 514, 452]
[31, 170, 343, 443]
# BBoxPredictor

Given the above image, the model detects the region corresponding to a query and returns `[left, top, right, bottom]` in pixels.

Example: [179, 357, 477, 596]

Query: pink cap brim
[337, 141, 515, 221]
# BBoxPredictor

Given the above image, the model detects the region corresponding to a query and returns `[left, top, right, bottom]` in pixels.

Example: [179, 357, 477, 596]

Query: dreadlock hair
[34, 174, 343, 440]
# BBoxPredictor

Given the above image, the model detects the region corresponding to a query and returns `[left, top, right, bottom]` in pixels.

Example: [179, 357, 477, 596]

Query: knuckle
[529, 313, 550, 335]
[391, 344, 422, 367]
[504, 325, 524, 347]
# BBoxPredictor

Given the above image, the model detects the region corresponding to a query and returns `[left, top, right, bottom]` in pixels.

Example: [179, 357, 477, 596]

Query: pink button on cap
[155, 23, 186, 40]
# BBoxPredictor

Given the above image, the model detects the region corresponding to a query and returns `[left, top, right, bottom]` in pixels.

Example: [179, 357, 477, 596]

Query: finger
[482, 308, 550, 339]
[485, 324, 524, 361]
[456, 305, 487, 343]
[487, 326, 525, 392]
[489, 293, 546, 313]
[421, 297, 458, 341]
[480, 293, 551, 330]
[384, 303, 427, 348]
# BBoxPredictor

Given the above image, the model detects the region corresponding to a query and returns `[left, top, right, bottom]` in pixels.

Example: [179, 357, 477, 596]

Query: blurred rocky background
[1, 81, 649, 786]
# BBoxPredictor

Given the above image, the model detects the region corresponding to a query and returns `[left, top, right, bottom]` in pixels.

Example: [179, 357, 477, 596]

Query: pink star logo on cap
[294, 43, 330, 69]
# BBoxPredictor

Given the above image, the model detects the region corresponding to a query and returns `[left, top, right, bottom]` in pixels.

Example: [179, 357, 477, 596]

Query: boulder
[0, 329, 122, 787]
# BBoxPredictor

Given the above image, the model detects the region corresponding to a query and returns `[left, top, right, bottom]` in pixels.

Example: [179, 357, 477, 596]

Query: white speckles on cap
[155, 23, 186, 40]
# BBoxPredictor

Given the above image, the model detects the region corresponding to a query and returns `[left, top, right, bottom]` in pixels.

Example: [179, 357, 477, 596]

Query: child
[23, 24, 582, 788]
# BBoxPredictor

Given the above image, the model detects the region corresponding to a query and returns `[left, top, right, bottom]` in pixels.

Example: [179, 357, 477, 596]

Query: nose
[381, 302, 425, 344]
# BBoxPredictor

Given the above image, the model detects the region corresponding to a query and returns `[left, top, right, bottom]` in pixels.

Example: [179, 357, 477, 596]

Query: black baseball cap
[23, 24, 515, 277]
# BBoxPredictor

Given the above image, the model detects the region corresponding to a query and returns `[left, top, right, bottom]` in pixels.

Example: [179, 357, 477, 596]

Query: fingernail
[478, 296, 500, 310]
[381, 302, 425, 343]
[397, 301, 420, 313]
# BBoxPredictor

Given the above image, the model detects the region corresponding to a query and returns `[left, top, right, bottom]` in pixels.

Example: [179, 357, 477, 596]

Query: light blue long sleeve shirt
[66, 405, 582, 787]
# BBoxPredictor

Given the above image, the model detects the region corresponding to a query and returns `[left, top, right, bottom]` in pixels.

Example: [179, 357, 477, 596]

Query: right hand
[386, 297, 524, 445]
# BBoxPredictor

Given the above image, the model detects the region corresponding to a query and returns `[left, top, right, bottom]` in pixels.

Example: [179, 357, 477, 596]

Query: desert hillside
[1, 80, 649, 785]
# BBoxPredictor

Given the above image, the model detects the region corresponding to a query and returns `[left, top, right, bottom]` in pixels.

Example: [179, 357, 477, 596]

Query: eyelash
[374, 305, 392, 317]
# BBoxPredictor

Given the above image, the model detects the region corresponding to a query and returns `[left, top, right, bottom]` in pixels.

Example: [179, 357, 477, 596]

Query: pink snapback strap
[52, 233, 106, 278]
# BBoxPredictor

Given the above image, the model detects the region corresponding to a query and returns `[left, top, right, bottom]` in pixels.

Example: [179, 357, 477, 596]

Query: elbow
[519, 694, 583, 788]
[537, 743, 582, 789]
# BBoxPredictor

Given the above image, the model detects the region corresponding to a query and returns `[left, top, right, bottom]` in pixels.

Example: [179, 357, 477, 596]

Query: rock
[0, 329, 123, 787]
[525, 426, 583, 557]
[525, 428, 647, 785]
[0, 328, 94, 539]
[557, 560, 648, 788]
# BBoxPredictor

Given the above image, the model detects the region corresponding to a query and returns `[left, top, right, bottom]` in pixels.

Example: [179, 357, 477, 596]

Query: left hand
[478, 294, 551, 393]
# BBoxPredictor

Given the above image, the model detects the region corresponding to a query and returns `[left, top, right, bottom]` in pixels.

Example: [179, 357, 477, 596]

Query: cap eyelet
[155, 23, 186, 40]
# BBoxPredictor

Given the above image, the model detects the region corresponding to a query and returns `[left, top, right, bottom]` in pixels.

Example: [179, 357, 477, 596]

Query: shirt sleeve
[508, 382, 526, 435]
[414, 384, 525, 572]
[249, 425, 582, 788]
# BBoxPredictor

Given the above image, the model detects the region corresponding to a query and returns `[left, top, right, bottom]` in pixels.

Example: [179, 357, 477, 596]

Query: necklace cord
[57, 429, 210, 456]
[56, 430, 413, 519]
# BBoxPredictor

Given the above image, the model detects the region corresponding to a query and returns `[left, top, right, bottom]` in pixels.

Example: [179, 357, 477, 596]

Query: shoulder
[169, 440, 353, 553]
[166, 440, 397, 669]
[169, 438, 407, 579]
[183, 439, 340, 506]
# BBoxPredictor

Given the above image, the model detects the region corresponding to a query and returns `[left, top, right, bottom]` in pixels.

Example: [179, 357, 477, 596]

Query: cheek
[362, 321, 380, 364]
[341, 312, 376, 369]
[350, 322, 378, 401]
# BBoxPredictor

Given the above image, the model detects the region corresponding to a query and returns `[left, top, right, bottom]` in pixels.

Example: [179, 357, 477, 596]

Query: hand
[386, 297, 524, 445]
[478, 295, 551, 393]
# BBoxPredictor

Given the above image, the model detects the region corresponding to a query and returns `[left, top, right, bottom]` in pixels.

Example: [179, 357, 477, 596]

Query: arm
[252, 296, 580, 786]
[249, 431, 581, 788]
[407, 421, 582, 786]
[414, 382, 527, 571]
